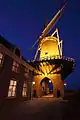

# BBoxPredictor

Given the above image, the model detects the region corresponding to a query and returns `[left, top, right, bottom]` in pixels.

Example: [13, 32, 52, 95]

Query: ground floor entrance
[40, 77, 54, 97]
[32, 77, 62, 98]
[32, 70, 64, 98]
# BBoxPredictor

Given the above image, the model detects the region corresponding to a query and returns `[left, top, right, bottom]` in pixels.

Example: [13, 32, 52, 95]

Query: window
[12, 61, 19, 73]
[8, 80, 17, 97]
[22, 81, 27, 97]
[15, 48, 20, 57]
[0, 53, 4, 65]
[45, 51, 48, 55]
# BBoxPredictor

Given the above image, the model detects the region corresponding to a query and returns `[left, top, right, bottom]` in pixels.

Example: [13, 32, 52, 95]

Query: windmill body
[39, 28, 62, 61]
[28, 2, 75, 98]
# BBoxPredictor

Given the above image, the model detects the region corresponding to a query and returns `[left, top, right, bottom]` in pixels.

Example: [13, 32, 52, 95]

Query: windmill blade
[30, 1, 67, 53]
[40, 1, 67, 38]
[29, 38, 40, 51]
[32, 38, 40, 49]
[33, 43, 40, 61]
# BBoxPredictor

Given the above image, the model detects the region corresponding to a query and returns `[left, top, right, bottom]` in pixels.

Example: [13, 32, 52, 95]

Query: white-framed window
[12, 61, 19, 73]
[0, 53, 4, 65]
[8, 79, 17, 97]
[22, 81, 27, 97]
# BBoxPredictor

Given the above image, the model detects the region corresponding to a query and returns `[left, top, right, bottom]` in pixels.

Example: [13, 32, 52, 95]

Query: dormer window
[15, 48, 20, 57]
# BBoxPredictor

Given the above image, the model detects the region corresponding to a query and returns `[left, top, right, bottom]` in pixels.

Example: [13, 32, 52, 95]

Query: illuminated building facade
[27, 3, 75, 98]
[28, 29, 75, 98]
[0, 2, 75, 101]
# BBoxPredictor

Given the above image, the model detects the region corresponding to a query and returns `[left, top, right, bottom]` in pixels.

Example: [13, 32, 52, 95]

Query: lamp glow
[49, 80, 52, 83]
[32, 81, 35, 85]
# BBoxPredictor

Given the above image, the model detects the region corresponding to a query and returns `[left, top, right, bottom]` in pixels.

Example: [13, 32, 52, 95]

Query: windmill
[30, 2, 67, 61]
[29, 1, 75, 98]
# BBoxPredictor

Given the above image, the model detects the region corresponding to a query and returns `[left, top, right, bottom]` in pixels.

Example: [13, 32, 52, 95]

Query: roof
[0, 35, 17, 52]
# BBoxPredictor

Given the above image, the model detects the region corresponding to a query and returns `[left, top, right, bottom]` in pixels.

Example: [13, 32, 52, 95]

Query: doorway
[40, 77, 54, 97]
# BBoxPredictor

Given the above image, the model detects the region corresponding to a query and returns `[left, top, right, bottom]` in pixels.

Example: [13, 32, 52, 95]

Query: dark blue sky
[0, 0, 80, 90]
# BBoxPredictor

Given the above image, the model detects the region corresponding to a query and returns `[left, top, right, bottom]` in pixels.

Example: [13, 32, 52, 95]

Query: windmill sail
[31, 2, 67, 51]
[32, 2, 67, 61]
[40, 2, 67, 38]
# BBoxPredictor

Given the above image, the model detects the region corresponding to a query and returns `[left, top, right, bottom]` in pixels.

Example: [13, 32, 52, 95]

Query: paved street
[0, 96, 80, 120]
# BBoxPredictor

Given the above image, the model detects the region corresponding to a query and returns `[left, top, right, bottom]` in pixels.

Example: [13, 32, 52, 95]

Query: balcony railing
[40, 55, 75, 62]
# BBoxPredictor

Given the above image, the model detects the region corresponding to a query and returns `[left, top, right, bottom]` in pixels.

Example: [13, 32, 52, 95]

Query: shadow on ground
[0, 91, 80, 120]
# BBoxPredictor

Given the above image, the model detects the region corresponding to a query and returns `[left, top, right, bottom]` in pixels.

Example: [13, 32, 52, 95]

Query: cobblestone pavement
[0, 97, 78, 120]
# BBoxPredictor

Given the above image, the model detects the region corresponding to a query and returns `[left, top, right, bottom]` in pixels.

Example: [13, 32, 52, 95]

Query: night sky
[0, 0, 80, 90]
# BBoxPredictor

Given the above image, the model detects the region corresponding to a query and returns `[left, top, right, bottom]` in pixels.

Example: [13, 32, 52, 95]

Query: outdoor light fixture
[49, 80, 52, 83]
[32, 81, 35, 85]
[64, 83, 67, 86]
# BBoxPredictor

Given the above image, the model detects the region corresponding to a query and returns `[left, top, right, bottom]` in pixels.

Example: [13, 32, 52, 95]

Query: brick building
[0, 35, 33, 106]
